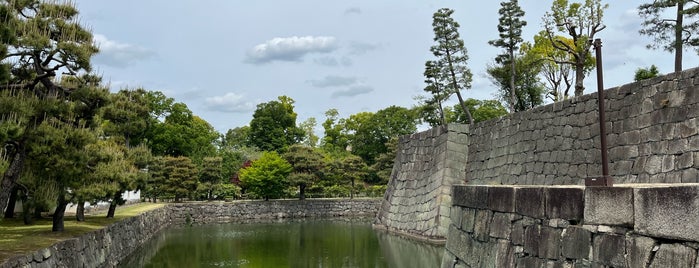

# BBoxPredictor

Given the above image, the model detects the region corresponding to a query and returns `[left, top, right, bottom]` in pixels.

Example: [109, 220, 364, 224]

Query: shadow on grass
[0, 203, 164, 263]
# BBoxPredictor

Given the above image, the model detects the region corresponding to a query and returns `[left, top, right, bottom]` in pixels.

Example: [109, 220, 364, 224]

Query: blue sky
[73, 1, 699, 133]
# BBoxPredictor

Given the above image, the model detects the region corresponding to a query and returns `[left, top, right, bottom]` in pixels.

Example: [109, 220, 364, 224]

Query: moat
[118, 218, 444, 268]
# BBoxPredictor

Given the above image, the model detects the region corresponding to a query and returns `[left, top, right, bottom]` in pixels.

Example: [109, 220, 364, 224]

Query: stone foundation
[442, 185, 699, 268]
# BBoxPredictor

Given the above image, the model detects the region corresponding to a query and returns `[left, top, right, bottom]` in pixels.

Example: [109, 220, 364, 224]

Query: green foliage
[634, 65, 661, 81]
[487, 49, 546, 112]
[350, 106, 417, 165]
[449, 99, 509, 124]
[369, 137, 398, 185]
[283, 145, 325, 199]
[222, 126, 252, 149]
[161, 156, 199, 202]
[529, 32, 580, 101]
[543, 0, 607, 96]
[198, 157, 223, 200]
[639, 1, 699, 72]
[212, 183, 241, 200]
[248, 96, 304, 152]
[419, 61, 451, 126]
[336, 155, 368, 199]
[430, 8, 474, 124]
[239, 151, 292, 200]
[299, 117, 319, 147]
[320, 108, 350, 153]
[149, 104, 218, 161]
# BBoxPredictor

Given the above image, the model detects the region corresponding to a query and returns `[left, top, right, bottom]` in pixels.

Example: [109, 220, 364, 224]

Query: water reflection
[118, 218, 444, 268]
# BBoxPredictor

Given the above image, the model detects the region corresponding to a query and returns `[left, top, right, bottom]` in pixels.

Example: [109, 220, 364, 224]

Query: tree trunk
[106, 192, 121, 218]
[350, 179, 355, 199]
[52, 191, 68, 232]
[509, 50, 517, 112]
[21, 194, 33, 225]
[0, 146, 26, 217]
[675, 2, 684, 73]
[76, 201, 85, 222]
[445, 49, 474, 124]
[4, 186, 18, 218]
[299, 184, 306, 200]
[574, 61, 586, 97]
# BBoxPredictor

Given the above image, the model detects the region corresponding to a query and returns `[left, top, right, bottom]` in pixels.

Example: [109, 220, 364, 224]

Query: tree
[639, 1, 699, 72]
[283, 145, 324, 200]
[299, 117, 319, 147]
[162, 156, 198, 202]
[449, 99, 509, 124]
[420, 61, 451, 126]
[634, 65, 661, 81]
[487, 46, 546, 112]
[430, 8, 475, 124]
[239, 151, 292, 200]
[0, 0, 98, 217]
[529, 32, 581, 101]
[350, 106, 417, 165]
[489, 0, 527, 111]
[320, 108, 350, 153]
[370, 137, 398, 185]
[338, 155, 368, 199]
[149, 103, 218, 161]
[543, 0, 607, 96]
[198, 157, 223, 201]
[248, 96, 304, 152]
[222, 126, 251, 149]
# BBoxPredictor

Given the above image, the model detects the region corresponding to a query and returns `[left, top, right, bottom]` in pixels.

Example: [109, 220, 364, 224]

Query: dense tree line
[1, 0, 696, 233]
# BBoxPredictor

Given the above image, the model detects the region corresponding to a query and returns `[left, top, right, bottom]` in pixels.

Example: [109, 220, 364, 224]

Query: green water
[118, 219, 444, 268]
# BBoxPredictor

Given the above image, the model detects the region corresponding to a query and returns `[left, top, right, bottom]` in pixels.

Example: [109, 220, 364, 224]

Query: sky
[72, 0, 699, 134]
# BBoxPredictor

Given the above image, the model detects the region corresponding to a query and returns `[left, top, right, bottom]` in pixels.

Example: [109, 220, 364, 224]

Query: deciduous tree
[239, 151, 291, 200]
[543, 0, 607, 96]
[249, 96, 304, 152]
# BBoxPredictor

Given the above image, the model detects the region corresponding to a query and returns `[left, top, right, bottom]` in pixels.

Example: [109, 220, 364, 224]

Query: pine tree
[430, 8, 474, 124]
[639, 0, 699, 72]
[489, 0, 527, 112]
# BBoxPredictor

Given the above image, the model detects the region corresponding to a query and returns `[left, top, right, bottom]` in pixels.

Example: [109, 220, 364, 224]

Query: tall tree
[489, 0, 527, 112]
[337, 155, 368, 199]
[639, 0, 699, 72]
[239, 151, 292, 200]
[0, 0, 98, 216]
[430, 8, 475, 124]
[249, 96, 304, 152]
[320, 108, 350, 153]
[299, 117, 319, 147]
[543, 0, 607, 96]
[529, 32, 581, 101]
[283, 145, 324, 200]
[350, 106, 417, 165]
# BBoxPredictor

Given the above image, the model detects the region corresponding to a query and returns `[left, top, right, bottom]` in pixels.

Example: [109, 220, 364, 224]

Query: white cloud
[331, 85, 374, 98]
[308, 75, 359, 88]
[204, 92, 255, 113]
[245, 36, 339, 64]
[92, 34, 156, 68]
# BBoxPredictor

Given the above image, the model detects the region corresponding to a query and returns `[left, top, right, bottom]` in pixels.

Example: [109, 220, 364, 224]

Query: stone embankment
[374, 124, 469, 241]
[442, 185, 699, 267]
[0, 199, 380, 268]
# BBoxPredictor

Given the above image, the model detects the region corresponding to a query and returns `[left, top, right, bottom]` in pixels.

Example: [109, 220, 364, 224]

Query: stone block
[452, 186, 488, 209]
[488, 186, 516, 213]
[450, 206, 464, 229]
[516, 256, 545, 268]
[592, 233, 625, 267]
[539, 226, 562, 260]
[473, 210, 493, 242]
[649, 243, 697, 268]
[516, 187, 545, 219]
[460, 207, 476, 232]
[494, 240, 515, 268]
[584, 187, 634, 227]
[561, 226, 591, 260]
[511, 221, 526, 246]
[489, 212, 514, 239]
[545, 187, 584, 221]
[634, 186, 699, 242]
[524, 225, 541, 256]
[625, 235, 655, 268]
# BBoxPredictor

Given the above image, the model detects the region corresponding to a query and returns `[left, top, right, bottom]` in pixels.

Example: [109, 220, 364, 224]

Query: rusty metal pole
[593, 38, 612, 186]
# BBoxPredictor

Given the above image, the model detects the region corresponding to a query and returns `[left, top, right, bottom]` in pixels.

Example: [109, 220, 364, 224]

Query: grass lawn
[0, 203, 164, 263]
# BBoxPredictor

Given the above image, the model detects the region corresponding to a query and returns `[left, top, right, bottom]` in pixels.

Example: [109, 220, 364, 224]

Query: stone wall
[442, 185, 699, 267]
[467, 68, 699, 185]
[374, 124, 469, 240]
[0, 199, 381, 268]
